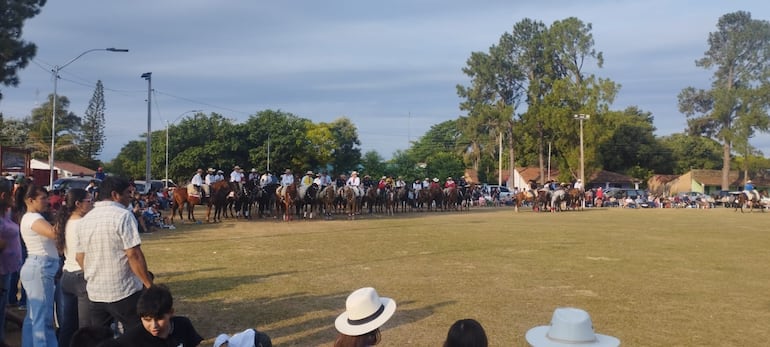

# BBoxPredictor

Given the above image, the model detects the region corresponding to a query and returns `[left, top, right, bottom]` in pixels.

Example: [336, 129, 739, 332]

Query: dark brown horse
[736, 192, 763, 213]
[206, 181, 231, 223]
[566, 188, 584, 210]
[171, 185, 201, 223]
[443, 187, 459, 211]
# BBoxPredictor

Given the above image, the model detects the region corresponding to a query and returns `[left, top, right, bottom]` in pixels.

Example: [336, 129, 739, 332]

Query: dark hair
[334, 329, 380, 347]
[137, 284, 173, 318]
[69, 326, 114, 347]
[13, 183, 47, 223]
[443, 319, 488, 347]
[54, 188, 89, 253]
[0, 178, 13, 211]
[98, 176, 132, 202]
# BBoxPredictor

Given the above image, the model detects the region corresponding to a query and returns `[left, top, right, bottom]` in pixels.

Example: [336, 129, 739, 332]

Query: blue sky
[1, 0, 769, 162]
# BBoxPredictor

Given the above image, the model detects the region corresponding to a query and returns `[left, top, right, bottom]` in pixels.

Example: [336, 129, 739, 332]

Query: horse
[363, 186, 380, 214]
[171, 185, 201, 223]
[342, 186, 361, 219]
[397, 186, 413, 213]
[206, 181, 231, 223]
[298, 183, 319, 219]
[427, 185, 444, 212]
[443, 187, 459, 211]
[226, 182, 250, 219]
[535, 190, 550, 212]
[317, 185, 336, 219]
[254, 183, 278, 218]
[550, 189, 567, 212]
[735, 192, 763, 213]
[513, 190, 537, 212]
[566, 188, 584, 210]
[384, 186, 397, 216]
[276, 183, 298, 221]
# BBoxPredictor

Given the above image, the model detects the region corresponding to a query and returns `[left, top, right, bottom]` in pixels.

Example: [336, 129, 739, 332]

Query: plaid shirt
[76, 201, 143, 303]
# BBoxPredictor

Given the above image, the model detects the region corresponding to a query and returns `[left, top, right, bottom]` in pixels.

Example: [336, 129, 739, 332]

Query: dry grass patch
[141, 207, 770, 346]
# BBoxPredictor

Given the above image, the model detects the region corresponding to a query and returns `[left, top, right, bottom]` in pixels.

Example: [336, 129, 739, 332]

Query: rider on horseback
[277, 168, 294, 198]
[299, 170, 314, 197]
[346, 171, 363, 197]
[191, 168, 205, 198]
[744, 180, 760, 201]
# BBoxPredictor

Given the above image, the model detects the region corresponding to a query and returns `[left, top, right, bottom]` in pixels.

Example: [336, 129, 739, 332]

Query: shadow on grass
[164, 273, 457, 346]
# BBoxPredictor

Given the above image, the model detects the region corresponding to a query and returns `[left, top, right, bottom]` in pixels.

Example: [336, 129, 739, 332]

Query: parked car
[51, 177, 100, 193]
[602, 188, 648, 207]
[482, 184, 514, 204]
[134, 179, 176, 195]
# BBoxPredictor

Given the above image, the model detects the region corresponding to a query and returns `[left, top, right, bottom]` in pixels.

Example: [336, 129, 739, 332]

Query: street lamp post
[574, 114, 590, 208]
[165, 110, 201, 188]
[49, 48, 128, 189]
[141, 72, 152, 181]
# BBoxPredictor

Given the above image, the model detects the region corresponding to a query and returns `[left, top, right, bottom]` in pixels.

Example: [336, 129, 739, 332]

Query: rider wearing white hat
[346, 171, 362, 197]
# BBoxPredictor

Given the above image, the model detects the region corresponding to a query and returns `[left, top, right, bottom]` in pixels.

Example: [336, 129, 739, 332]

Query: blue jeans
[58, 270, 90, 347]
[20, 254, 59, 347]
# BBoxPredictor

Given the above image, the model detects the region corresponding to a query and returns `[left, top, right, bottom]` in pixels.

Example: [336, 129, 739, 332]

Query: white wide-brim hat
[526, 307, 619, 347]
[335, 287, 396, 336]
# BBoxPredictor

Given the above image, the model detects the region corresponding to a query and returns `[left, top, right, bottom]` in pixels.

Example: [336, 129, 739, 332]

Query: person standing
[0, 180, 22, 347]
[94, 167, 106, 181]
[76, 176, 153, 331]
[55, 188, 94, 347]
[16, 184, 59, 347]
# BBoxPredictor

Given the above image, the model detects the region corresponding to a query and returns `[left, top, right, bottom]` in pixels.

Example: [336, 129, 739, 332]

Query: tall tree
[0, 0, 46, 100]
[81, 80, 106, 163]
[328, 117, 361, 174]
[27, 94, 82, 161]
[679, 11, 770, 189]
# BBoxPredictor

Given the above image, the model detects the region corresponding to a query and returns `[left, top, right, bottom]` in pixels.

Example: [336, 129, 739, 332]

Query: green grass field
[7, 206, 766, 346]
[135, 206, 770, 346]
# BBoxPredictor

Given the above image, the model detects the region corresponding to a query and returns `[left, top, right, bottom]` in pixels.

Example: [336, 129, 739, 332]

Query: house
[647, 174, 679, 196]
[664, 169, 770, 195]
[30, 159, 96, 179]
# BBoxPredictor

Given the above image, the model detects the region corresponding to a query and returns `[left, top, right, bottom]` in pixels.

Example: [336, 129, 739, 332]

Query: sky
[2, 0, 770, 163]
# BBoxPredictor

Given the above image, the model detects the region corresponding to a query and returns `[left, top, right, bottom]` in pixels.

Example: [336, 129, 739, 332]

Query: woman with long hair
[0, 179, 22, 347]
[55, 188, 94, 347]
[334, 287, 396, 347]
[15, 183, 58, 347]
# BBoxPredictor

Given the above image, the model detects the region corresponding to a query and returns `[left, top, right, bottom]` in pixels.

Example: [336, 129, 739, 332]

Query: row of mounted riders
[171, 180, 484, 222]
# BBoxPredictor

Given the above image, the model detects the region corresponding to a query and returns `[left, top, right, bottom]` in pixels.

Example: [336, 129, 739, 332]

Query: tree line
[2, 7, 770, 188]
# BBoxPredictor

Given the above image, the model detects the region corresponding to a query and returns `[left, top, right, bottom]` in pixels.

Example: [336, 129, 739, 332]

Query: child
[102, 284, 202, 347]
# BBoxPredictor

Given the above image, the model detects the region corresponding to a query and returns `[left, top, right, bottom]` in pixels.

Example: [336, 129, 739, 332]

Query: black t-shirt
[101, 316, 203, 347]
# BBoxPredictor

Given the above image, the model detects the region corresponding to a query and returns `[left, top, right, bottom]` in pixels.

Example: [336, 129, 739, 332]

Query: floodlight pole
[142, 72, 152, 181]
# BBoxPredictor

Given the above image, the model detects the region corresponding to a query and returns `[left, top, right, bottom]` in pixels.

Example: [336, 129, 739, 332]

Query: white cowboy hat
[526, 307, 619, 347]
[432, 178, 439, 182]
[306, 170, 314, 175]
[284, 169, 292, 174]
[335, 287, 396, 336]
[207, 168, 215, 173]
[217, 169, 224, 174]
[251, 168, 257, 173]
[351, 171, 359, 176]
[747, 180, 753, 183]
[447, 176, 453, 180]
[234, 165, 241, 170]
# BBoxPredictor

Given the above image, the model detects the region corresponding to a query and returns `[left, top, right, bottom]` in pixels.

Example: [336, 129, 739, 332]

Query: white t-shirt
[230, 171, 244, 183]
[191, 173, 203, 186]
[20, 212, 59, 259]
[62, 218, 84, 272]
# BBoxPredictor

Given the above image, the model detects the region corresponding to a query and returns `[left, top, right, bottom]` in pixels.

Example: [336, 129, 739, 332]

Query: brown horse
[566, 188, 584, 210]
[513, 190, 537, 212]
[171, 185, 201, 223]
[206, 181, 231, 223]
[342, 186, 360, 219]
[443, 187, 459, 211]
[276, 183, 298, 221]
[735, 192, 764, 213]
[384, 186, 397, 216]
